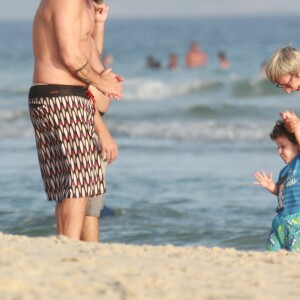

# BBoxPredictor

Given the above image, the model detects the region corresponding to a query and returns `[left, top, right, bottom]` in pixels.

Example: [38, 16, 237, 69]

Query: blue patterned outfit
[266, 155, 300, 252]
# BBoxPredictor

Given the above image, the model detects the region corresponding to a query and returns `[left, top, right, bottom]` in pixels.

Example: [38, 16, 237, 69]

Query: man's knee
[60, 197, 89, 240]
[61, 197, 89, 219]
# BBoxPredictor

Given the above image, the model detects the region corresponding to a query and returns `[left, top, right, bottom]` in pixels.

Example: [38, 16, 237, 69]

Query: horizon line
[1, 13, 300, 22]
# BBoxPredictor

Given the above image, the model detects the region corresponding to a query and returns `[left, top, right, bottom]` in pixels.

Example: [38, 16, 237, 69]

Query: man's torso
[32, 0, 95, 85]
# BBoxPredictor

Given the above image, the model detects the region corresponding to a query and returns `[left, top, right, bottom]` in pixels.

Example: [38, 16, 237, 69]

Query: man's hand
[94, 111, 118, 164]
[93, 2, 109, 23]
[98, 127, 118, 164]
[98, 68, 124, 100]
[280, 110, 300, 133]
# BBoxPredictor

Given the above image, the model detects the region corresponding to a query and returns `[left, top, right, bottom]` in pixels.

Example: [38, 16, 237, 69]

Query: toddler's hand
[253, 170, 273, 189]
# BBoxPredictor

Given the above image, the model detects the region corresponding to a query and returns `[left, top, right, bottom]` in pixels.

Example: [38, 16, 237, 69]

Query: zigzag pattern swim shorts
[28, 84, 105, 203]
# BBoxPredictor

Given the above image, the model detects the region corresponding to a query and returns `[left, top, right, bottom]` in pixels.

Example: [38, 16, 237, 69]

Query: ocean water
[1, 16, 300, 251]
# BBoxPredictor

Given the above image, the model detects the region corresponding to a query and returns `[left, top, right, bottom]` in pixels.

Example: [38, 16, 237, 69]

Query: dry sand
[1, 232, 300, 300]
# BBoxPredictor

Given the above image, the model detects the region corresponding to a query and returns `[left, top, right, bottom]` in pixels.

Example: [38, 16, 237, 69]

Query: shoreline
[1, 232, 300, 299]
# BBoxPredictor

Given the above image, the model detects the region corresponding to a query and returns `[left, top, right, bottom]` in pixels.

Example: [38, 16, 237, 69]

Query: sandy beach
[1, 232, 300, 299]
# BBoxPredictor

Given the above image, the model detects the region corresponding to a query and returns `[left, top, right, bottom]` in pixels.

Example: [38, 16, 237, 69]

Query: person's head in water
[218, 51, 229, 70]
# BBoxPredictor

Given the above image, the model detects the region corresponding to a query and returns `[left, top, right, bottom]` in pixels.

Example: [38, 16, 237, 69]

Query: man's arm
[52, 0, 122, 99]
[92, 2, 109, 55]
[280, 111, 300, 145]
[89, 2, 118, 163]
[94, 112, 118, 164]
[89, 2, 112, 113]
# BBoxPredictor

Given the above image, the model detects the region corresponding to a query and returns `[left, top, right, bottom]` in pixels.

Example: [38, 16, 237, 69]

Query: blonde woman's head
[266, 47, 300, 84]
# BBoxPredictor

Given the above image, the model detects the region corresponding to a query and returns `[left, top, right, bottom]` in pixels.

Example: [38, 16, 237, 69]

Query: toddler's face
[275, 136, 300, 164]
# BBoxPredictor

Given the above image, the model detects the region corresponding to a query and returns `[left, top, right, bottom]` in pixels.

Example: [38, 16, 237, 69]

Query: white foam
[123, 77, 223, 101]
[110, 120, 268, 142]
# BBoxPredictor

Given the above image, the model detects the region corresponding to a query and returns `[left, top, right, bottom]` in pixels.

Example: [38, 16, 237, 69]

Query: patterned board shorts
[28, 84, 105, 204]
[266, 212, 300, 252]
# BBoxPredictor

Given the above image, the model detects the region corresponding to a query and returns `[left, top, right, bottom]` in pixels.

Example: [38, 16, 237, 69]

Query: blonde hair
[266, 46, 300, 84]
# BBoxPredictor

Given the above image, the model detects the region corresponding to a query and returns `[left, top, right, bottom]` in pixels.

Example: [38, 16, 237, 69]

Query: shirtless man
[28, 0, 123, 241]
[185, 41, 207, 68]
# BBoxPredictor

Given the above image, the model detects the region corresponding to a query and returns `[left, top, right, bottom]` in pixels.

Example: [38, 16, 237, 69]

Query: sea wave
[0, 114, 270, 142]
[109, 119, 269, 142]
[123, 77, 281, 101]
[0, 124, 33, 138]
[230, 78, 282, 98]
[185, 103, 268, 119]
[0, 110, 28, 121]
[0, 76, 280, 102]
[123, 78, 224, 101]
[0, 85, 30, 96]
[0, 110, 32, 138]
[124, 79, 224, 101]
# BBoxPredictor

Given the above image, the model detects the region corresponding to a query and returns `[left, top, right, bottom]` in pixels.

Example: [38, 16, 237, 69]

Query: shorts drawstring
[86, 89, 96, 110]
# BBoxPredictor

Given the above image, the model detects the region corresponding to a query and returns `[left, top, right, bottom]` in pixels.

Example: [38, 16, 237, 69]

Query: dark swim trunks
[28, 84, 105, 203]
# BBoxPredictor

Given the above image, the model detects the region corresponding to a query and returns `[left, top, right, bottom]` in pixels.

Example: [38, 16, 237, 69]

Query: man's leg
[80, 216, 100, 242]
[56, 198, 101, 241]
[58, 197, 89, 240]
[55, 202, 63, 235]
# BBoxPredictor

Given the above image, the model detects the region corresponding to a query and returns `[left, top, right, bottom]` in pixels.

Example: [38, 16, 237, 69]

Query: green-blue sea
[1, 16, 300, 250]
